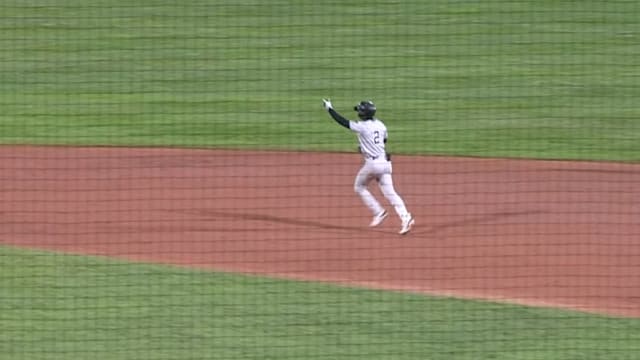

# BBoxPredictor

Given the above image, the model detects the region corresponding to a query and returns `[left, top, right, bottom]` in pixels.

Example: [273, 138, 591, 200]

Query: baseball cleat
[399, 216, 415, 235]
[369, 210, 388, 227]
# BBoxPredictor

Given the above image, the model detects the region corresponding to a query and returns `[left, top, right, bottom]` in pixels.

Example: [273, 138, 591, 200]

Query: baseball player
[322, 99, 415, 235]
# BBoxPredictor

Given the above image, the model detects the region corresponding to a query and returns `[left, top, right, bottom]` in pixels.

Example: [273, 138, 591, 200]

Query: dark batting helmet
[354, 100, 376, 120]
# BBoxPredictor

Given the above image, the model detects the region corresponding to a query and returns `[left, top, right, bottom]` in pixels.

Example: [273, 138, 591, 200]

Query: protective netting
[1, 1, 639, 359]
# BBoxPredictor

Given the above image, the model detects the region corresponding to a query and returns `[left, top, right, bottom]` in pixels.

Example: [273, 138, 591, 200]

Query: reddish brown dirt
[1, 146, 639, 317]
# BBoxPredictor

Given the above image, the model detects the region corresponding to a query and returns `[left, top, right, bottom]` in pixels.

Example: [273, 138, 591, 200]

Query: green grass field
[1, 0, 639, 160]
[1, 247, 639, 360]
[1, 0, 640, 359]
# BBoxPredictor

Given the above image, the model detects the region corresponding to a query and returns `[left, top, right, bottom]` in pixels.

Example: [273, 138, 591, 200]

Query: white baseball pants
[353, 159, 410, 219]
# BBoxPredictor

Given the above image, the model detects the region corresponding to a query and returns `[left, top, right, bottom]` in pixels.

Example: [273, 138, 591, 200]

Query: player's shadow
[188, 209, 373, 233]
[184, 209, 545, 236]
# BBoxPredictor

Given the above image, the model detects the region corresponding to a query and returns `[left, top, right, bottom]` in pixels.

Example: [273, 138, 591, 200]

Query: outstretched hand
[322, 98, 333, 111]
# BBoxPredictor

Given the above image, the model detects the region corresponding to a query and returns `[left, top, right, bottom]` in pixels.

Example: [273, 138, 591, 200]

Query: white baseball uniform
[348, 119, 411, 221]
[323, 99, 414, 234]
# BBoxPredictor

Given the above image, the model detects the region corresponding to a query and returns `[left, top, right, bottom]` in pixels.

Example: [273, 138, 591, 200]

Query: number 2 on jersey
[373, 130, 380, 144]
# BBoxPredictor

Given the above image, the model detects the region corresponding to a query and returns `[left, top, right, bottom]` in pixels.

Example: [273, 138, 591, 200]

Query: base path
[1, 146, 639, 317]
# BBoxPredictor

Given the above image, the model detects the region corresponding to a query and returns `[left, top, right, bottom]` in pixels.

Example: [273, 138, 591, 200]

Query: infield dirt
[1, 146, 639, 317]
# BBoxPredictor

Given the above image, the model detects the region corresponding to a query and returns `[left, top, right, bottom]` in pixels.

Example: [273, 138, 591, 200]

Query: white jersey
[349, 118, 388, 160]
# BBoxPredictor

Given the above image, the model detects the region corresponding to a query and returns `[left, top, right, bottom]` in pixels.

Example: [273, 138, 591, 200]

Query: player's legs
[378, 173, 414, 234]
[354, 164, 385, 216]
[377, 173, 410, 219]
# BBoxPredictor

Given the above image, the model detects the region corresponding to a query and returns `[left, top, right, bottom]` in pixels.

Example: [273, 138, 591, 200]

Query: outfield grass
[1, 247, 639, 360]
[1, 0, 639, 160]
